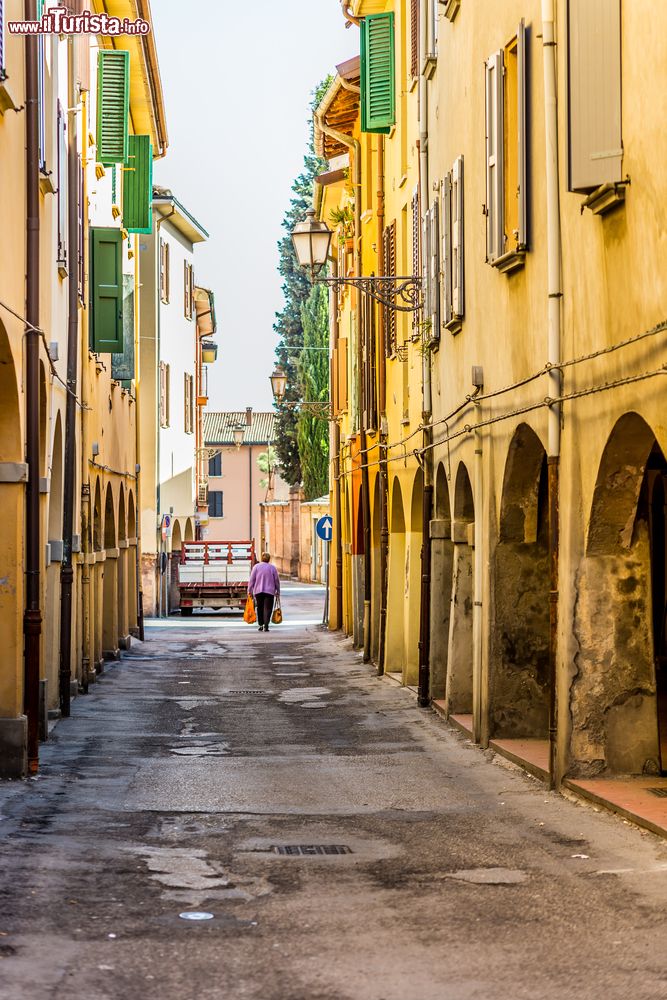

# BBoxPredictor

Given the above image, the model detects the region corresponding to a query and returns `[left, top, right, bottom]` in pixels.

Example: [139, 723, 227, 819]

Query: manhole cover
[648, 788, 667, 798]
[272, 845, 353, 856]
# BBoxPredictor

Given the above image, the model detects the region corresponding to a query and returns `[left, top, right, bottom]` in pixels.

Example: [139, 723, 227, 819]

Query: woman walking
[248, 553, 281, 632]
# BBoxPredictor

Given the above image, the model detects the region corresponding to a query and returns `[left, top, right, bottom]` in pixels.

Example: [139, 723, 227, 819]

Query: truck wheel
[181, 607, 193, 617]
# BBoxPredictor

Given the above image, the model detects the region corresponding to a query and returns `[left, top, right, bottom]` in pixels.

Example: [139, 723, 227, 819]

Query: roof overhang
[194, 286, 217, 337]
[153, 193, 209, 244]
[94, 0, 169, 158]
[314, 56, 360, 160]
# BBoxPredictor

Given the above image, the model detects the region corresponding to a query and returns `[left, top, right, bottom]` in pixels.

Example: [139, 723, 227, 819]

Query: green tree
[273, 77, 331, 486]
[257, 445, 279, 492]
[297, 283, 330, 499]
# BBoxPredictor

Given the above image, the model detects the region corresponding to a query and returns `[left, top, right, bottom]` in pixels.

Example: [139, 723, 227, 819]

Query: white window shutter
[452, 156, 464, 319]
[442, 173, 452, 326]
[486, 50, 504, 262]
[429, 201, 440, 339]
[568, 0, 622, 191]
[517, 20, 527, 248]
[422, 207, 431, 334]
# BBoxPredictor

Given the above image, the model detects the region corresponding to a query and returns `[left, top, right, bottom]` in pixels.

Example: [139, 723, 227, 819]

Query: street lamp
[291, 208, 333, 278]
[201, 341, 218, 364]
[269, 365, 287, 403]
[291, 211, 423, 313]
[232, 424, 245, 450]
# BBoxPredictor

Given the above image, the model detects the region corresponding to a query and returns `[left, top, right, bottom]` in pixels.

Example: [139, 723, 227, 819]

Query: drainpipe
[58, 35, 80, 717]
[133, 234, 145, 641]
[542, 0, 562, 789]
[330, 259, 343, 628]
[377, 136, 389, 677]
[80, 90, 91, 688]
[24, 0, 42, 773]
[473, 426, 484, 742]
[417, 0, 434, 708]
[339, 0, 362, 27]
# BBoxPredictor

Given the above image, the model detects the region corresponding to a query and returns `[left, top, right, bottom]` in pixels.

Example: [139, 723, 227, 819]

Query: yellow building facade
[0, 0, 167, 777]
[321, 0, 667, 787]
[316, 0, 424, 684]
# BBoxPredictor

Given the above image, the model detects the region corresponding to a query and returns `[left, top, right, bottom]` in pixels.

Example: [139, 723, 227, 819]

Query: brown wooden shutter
[410, 0, 420, 78]
[159, 362, 166, 427]
[568, 0, 622, 191]
[338, 338, 349, 411]
[383, 222, 396, 355]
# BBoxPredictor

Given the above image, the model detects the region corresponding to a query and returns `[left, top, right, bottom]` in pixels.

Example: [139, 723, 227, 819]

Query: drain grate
[648, 787, 667, 798]
[224, 690, 269, 696]
[272, 844, 353, 856]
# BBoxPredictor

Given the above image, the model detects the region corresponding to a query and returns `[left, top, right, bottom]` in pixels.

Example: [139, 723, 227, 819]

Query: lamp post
[232, 424, 245, 450]
[291, 210, 423, 313]
[269, 365, 287, 403]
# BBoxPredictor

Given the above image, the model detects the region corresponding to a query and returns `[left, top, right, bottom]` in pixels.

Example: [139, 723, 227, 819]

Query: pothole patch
[444, 867, 528, 885]
[278, 687, 330, 705]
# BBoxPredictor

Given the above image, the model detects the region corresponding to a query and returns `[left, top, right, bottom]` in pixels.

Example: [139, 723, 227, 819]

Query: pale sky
[151, 0, 353, 410]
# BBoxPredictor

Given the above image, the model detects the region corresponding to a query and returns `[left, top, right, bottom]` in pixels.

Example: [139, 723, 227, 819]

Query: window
[422, 202, 440, 341]
[89, 228, 123, 353]
[567, 0, 622, 193]
[123, 134, 153, 234]
[410, 0, 419, 78]
[159, 361, 170, 428]
[184, 373, 194, 434]
[441, 156, 465, 332]
[184, 261, 194, 319]
[160, 239, 170, 304]
[382, 221, 397, 355]
[208, 453, 222, 477]
[208, 491, 223, 519]
[361, 12, 395, 133]
[96, 50, 129, 165]
[56, 101, 67, 272]
[485, 21, 527, 271]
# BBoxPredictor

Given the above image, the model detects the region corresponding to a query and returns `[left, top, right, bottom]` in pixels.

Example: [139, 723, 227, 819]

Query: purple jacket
[248, 562, 281, 597]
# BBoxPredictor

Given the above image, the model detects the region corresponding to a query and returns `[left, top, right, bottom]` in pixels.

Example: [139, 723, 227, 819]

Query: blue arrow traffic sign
[316, 515, 333, 542]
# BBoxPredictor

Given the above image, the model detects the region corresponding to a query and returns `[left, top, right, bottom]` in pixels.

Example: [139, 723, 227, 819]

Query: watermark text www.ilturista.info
[8, 8, 150, 36]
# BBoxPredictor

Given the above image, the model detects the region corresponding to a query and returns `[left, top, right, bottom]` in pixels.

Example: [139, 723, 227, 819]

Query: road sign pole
[323, 539, 330, 627]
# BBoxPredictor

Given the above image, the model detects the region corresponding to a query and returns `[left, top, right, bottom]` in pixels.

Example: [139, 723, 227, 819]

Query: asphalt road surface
[1, 583, 667, 1000]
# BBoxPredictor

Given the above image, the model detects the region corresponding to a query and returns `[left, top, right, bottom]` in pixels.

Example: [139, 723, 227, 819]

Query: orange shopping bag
[244, 595, 256, 624]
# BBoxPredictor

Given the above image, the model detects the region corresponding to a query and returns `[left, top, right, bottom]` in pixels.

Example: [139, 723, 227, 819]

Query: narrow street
[1, 584, 667, 1000]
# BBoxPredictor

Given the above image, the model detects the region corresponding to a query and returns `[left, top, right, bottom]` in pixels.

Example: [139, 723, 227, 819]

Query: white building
[139, 187, 209, 616]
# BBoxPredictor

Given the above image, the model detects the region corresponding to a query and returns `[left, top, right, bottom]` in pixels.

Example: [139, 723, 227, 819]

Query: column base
[119, 635, 132, 651]
[103, 649, 120, 662]
[0, 716, 27, 779]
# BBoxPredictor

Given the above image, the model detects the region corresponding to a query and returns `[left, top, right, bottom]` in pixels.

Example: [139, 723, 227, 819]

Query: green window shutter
[361, 13, 395, 134]
[123, 134, 153, 233]
[96, 50, 130, 165]
[90, 227, 124, 354]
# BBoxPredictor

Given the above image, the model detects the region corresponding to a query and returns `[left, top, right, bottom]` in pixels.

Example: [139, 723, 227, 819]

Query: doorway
[646, 449, 667, 772]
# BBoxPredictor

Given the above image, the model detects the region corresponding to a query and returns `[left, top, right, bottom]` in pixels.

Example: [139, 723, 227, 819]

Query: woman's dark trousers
[255, 592, 274, 628]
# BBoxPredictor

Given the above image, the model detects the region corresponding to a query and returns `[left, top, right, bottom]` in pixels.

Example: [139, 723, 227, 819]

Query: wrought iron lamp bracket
[315, 275, 423, 313]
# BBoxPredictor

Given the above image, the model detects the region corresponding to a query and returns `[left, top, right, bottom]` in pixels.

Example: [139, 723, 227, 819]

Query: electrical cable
[0, 296, 90, 410]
